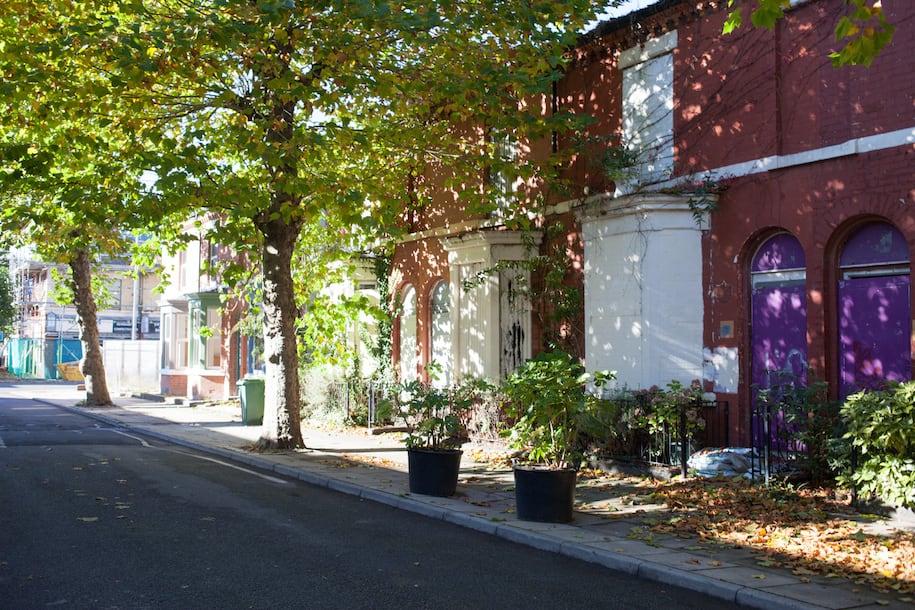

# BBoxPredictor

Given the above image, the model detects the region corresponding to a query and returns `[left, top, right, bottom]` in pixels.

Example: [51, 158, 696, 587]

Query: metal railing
[749, 400, 799, 484]
[317, 380, 393, 429]
[640, 398, 730, 477]
[311, 382, 730, 476]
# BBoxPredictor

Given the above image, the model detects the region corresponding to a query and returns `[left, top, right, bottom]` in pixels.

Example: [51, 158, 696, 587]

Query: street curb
[637, 563, 744, 605]
[589, 548, 643, 576]
[50, 400, 822, 610]
[735, 588, 825, 610]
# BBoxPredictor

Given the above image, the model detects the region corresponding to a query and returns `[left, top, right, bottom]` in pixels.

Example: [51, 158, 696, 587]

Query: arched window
[428, 281, 452, 387]
[751, 233, 808, 391]
[399, 285, 418, 382]
[837, 222, 911, 398]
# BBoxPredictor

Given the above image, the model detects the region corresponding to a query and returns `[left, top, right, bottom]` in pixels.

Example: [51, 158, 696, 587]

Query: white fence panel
[103, 340, 159, 395]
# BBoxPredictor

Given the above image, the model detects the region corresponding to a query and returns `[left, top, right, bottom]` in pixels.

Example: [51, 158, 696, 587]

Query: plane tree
[0, 93, 176, 405]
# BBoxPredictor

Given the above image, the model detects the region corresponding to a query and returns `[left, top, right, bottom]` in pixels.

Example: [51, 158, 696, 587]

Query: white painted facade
[441, 230, 542, 382]
[577, 193, 706, 390]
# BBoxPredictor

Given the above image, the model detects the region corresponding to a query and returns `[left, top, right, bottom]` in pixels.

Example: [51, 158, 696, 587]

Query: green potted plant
[501, 350, 614, 522]
[399, 372, 491, 497]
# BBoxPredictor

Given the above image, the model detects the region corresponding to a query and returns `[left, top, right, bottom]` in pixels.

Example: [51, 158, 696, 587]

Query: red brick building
[158, 216, 255, 400]
[389, 0, 913, 445]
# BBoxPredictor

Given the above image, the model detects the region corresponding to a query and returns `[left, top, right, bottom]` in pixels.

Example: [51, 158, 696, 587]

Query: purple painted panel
[751, 284, 808, 450]
[839, 222, 909, 267]
[752, 233, 806, 272]
[838, 275, 912, 398]
[752, 284, 808, 390]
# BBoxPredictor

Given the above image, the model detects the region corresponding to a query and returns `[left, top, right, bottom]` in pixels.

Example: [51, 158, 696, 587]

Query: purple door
[750, 234, 808, 452]
[752, 284, 809, 390]
[751, 234, 808, 392]
[838, 275, 911, 398]
[837, 222, 912, 399]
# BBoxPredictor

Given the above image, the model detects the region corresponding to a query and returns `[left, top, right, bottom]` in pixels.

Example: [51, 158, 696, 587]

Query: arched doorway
[751, 233, 809, 393]
[837, 222, 911, 398]
[750, 233, 808, 465]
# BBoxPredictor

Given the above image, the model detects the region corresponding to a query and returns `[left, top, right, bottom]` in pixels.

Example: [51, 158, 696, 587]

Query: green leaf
[722, 8, 743, 35]
[749, 0, 788, 30]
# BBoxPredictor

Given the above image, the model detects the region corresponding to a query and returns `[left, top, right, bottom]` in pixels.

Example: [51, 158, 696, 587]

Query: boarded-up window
[837, 222, 911, 398]
[620, 31, 675, 189]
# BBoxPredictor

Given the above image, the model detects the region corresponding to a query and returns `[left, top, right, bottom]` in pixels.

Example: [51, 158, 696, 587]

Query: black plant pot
[513, 466, 577, 523]
[407, 448, 463, 497]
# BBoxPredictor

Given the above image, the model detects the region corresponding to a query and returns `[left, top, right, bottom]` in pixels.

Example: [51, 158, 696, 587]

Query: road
[0, 389, 734, 609]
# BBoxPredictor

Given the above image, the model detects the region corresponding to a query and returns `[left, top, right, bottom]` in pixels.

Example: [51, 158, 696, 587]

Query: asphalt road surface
[0, 389, 734, 609]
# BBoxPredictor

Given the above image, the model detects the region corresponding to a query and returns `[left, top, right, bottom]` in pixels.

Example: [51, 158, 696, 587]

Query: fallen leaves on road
[644, 477, 915, 595]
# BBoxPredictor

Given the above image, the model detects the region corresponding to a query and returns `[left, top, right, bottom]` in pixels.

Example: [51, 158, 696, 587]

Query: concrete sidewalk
[15, 382, 912, 610]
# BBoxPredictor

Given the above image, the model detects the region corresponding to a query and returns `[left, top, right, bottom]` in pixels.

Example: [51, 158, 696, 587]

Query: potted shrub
[501, 351, 614, 522]
[399, 375, 491, 497]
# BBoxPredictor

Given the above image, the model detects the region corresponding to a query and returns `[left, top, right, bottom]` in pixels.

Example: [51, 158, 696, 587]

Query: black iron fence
[749, 400, 801, 483]
[636, 397, 730, 477]
[749, 396, 850, 485]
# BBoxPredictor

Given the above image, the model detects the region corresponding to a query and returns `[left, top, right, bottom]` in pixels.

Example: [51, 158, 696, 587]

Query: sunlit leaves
[724, 0, 789, 31]
[830, 0, 895, 67]
[1, 0, 608, 233]
[724, 0, 895, 67]
[722, 6, 743, 35]
[0, 0, 185, 257]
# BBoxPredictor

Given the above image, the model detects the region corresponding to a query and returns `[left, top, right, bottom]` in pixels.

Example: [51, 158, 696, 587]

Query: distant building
[157, 216, 254, 400]
[6, 246, 160, 378]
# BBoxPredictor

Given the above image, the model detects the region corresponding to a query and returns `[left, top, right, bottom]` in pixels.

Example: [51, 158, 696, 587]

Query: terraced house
[388, 0, 914, 445]
[157, 216, 254, 400]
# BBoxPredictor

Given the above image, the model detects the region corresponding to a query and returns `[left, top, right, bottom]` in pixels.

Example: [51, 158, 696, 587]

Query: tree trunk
[256, 215, 305, 450]
[69, 247, 112, 406]
[251, 41, 305, 449]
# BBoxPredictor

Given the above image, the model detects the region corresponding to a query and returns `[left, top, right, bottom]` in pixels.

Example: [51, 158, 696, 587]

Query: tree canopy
[0, 12, 186, 403]
[1, 0, 611, 446]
